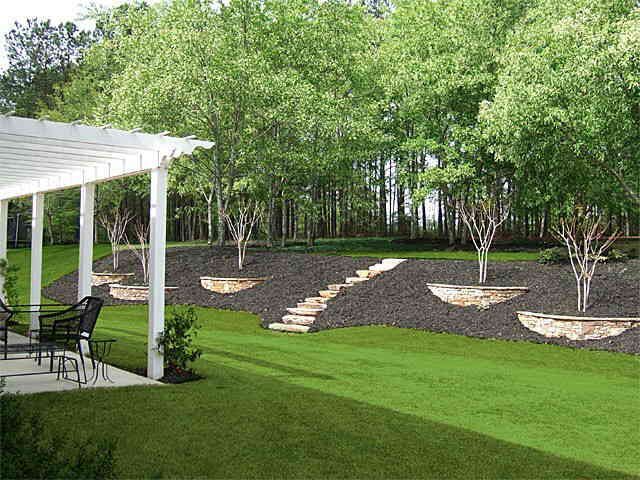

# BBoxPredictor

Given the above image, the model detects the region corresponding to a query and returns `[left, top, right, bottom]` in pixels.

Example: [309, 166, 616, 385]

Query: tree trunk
[215, 181, 225, 248]
[280, 196, 287, 248]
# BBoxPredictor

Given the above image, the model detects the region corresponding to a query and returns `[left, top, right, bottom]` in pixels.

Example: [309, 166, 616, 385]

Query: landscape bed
[45, 247, 640, 354]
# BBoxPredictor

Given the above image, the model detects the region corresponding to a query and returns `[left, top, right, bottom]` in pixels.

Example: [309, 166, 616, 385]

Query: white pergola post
[148, 165, 168, 380]
[0, 199, 8, 301]
[30, 192, 44, 329]
[78, 183, 95, 300]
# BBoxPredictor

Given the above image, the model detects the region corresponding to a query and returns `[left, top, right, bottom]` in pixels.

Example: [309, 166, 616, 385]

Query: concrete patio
[1, 331, 161, 394]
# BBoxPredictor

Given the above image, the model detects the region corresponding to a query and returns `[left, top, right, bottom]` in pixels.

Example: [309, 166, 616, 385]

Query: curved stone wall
[109, 284, 178, 301]
[92, 272, 134, 286]
[427, 283, 529, 307]
[200, 276, 269, 294]
[517, 311, 640, 340]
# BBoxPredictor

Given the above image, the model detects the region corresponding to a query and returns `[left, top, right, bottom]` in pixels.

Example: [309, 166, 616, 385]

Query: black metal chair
[0, 298, 14, 360]
[35, 296, 104, 383]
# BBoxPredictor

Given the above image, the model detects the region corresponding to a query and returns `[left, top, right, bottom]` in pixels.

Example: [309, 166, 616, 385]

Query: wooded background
[1, 0, 638, 247]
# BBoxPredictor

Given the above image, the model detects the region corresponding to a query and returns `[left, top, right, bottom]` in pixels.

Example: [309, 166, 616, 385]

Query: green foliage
[537, 247, 569, 265]
[0, 258, 20, 307]
[482, 0, 640, 210]
[0, 393, 116, 479]
[0, 18, 94, 116]
[604, 248, 629, 263]
[159, 306, 202, 372]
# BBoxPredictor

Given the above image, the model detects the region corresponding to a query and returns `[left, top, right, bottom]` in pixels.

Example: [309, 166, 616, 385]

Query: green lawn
[5, 244, 640, 479]
[276, 237, 542, 261]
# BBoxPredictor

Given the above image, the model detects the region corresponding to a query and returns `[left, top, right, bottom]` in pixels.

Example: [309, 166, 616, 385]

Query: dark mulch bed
[134, 366, 203, 384]
[315, 259, 640, 354]
[45, 247, 374, 326]
[45, 247, 640, 355]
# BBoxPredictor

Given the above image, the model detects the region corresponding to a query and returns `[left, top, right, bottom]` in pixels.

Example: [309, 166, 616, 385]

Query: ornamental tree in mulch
[553, 209, 620, 313]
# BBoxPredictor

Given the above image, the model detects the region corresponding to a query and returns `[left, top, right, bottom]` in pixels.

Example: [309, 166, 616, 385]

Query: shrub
[159, 306, 202, 372]
[0, 258, 20, 306]
[0, 393, 116, 479]
[605, 248, 629, 263]
[537, 247, 567, 264]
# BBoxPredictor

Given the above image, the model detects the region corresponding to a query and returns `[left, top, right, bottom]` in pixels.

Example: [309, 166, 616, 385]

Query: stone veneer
[109, 284, 178, 301]
[427, 283, 529, 307]
[92, 272, 134, 286]
[200, 276, 269, 294]
[517, 311, 640, 341]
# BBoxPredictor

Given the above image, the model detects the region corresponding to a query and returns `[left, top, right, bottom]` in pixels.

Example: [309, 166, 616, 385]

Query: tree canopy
[1, 0, 637, 245]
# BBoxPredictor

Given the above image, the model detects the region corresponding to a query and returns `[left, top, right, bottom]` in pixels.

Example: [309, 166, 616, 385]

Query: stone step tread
[369, 264, 396, 272]
[319, 290, 339, 298]
[327, 283, 353, 291]
[269, 323, 310, 333]
[298, 302, 328, 310]
[287, 307, 323, 316]
[355, 270, 375, 278]
[345, 277, 368, 283]
[281, 315, 316, 326]
[381, 258, 407, 264]
[305, 296, 329, 304]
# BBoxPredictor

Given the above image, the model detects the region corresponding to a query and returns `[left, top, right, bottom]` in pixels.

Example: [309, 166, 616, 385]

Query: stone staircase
[268, 258, 406, 333]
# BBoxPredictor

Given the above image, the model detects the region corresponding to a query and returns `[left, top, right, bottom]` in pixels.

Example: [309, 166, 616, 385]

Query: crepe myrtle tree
[125, 218, 150, 285]
[459, 199, 508, 284]
[221, 200, 263, 271]
[98, 208, 132, 272]
[553, 210, 620, 313]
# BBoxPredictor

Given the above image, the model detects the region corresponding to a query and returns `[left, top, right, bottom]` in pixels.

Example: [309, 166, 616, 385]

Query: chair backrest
[0, 297, 14, 326]
[77, 296, 104, 339]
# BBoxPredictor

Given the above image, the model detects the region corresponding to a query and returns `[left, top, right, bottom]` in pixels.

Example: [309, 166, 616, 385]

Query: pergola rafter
[0, 115, 214, 379]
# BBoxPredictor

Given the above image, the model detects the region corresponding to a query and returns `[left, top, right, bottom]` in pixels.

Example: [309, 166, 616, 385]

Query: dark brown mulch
[133, 366, 203, 384]
[315, 259, 640, 354]
[44, 247, 640, 355]
[44, 247, 375, 326]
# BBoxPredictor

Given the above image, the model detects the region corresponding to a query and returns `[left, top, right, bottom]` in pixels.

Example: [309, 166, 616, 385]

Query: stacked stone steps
[356, 269, 376, 279]
[298, 302, 328, 310]
[318, 290, 339, 298]
[268, 323, 310, 333]
[287, 307, 324, 317]
[345, 277, 368, 284]
[305, 296, 329, 304]
[268, 258, 406, 333]
[282, 315, 316, 326]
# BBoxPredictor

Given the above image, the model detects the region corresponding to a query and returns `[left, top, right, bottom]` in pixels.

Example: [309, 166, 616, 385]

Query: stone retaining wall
[200, 276, 269, 294]
[92, 272, 134, 286]
[517, 311, 640, 340]
[109, 284, 178, 301]
[427, 283, 529, 307]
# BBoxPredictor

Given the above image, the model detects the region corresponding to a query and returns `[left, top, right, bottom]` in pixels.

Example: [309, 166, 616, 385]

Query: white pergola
[0, 115, 214, 379]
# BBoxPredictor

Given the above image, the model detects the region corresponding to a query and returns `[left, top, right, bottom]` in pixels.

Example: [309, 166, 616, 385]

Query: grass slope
[6, 244, 639, 479]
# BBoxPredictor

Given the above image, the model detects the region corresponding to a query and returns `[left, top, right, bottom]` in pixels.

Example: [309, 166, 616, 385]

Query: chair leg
[77, 341, 88, 383]
[88, 341, 96, 369]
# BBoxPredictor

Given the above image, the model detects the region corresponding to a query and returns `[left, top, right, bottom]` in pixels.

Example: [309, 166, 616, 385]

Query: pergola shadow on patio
[0, 114, 214, 380]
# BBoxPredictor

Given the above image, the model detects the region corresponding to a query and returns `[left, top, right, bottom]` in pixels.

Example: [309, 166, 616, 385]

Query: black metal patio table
[86, 338, 117, 385]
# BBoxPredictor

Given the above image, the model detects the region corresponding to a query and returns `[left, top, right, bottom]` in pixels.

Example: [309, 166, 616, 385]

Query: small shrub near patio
[159, 306, 202, 376]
